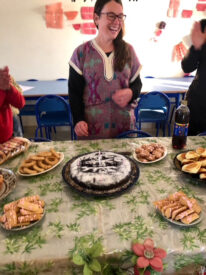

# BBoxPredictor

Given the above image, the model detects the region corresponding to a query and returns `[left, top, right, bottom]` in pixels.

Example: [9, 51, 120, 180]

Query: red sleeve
[5, 85, 25, 109]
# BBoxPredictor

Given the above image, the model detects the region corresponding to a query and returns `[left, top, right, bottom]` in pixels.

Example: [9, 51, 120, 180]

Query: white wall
[0, 0, 205, 80]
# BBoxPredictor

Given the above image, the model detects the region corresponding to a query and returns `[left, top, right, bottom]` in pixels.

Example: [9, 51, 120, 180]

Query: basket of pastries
[154, 191, 202, 226]
[0, 137, 30, 165]
[0, 195, 45, 230]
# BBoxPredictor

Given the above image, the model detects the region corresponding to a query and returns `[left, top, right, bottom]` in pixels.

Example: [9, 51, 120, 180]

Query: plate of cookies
[133, 143, 167, 164]
[0, 195, 45, 231]
[0, 168, 16, 200]
[154, 191, 202, 227]
[17, 148, 64, 176]
[174, 147, 206, 181]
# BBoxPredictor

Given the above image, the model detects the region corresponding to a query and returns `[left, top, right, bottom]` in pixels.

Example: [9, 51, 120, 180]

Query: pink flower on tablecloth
[132, 238, 167, 273]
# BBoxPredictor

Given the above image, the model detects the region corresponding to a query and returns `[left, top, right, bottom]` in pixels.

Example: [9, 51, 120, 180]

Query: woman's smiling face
[94, 0, 124, 42]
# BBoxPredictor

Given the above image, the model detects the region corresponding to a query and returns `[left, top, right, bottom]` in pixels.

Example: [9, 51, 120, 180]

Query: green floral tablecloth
[0, 137, 206, 275]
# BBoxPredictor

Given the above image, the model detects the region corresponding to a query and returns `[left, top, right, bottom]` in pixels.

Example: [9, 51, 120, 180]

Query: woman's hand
[112, 88, 132, 108]
[74, 121, 89, 137]
[191, 21, 206, 50]
[0, 66, 10, 90]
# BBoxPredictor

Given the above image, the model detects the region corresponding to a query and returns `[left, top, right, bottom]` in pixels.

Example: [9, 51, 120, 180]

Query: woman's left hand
[112, 88, 132, 108]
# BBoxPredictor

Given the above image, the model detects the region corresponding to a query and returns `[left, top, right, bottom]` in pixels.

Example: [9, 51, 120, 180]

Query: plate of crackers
[0, 137, 31, 165]
[133, 143, 167, 164]
[17, 148, 64, 176]
[0, 195, 45, 231]
[154, 191, 202, 227]
[0, 168, 16, 200]
[174, 147, 206, 181]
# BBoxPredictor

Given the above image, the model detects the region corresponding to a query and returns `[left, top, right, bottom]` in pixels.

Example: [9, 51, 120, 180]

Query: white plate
[17, 152, 64, 177]
[133, 145, 167, 164]
[0, 210, 46, 231]
[157, 209, 202, 227]
[0, 168, 16, 200]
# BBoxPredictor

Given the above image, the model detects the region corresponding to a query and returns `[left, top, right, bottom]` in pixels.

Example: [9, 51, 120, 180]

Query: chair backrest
[35, 95, 73, 126]
[116, 130, 152, 138]
[135, 91, 171, 120]
[197, 132, 206, 136]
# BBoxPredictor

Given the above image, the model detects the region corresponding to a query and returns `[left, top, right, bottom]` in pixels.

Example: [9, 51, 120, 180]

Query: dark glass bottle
[172, 100, 190, 149]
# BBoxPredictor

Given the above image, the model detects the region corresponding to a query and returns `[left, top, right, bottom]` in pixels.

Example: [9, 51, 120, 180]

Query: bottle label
[173, 122, 189, 136]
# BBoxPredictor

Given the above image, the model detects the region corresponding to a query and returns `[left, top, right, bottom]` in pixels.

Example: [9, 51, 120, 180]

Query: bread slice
[175, 209, 194, 220]
[200, 173, 206, 180]
[185, 151, 200, 160]
[171, 206, 187, 220]
[182, 161, 201, 174]
[176, 152, 186, 163]
[181, 213, 199, 224]
[164, 204, 181, 219]
[196, 147, 206, 155]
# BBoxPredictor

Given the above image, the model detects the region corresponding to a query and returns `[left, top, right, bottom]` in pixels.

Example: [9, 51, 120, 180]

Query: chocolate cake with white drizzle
[70, 151, 132, 190]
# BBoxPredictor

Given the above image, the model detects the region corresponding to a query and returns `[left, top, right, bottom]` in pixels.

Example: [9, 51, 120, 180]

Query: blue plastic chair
[116, 130, 152, 138]
[135, 91, 171, 137]
[18, 79, 38, 133]
[197, 132, 206, 136]
[35, 95, 75, 140]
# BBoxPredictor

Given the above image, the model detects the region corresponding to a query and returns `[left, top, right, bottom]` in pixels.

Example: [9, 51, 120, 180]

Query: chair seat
[39, 111, 69, 126]
[139, 110, 167, 121]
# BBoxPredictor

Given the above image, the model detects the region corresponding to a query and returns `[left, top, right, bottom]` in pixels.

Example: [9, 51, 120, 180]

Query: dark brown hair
[94, 0, 131, 72]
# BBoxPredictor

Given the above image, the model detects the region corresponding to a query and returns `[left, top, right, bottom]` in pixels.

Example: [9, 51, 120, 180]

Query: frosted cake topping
[70, 151, 131, 187]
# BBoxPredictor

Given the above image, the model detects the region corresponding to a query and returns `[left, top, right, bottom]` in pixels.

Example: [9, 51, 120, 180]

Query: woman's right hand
[191, 21, 206, 50]
[74, 121, 89, 137]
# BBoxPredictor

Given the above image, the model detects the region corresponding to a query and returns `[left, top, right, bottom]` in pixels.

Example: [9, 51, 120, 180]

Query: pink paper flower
[132, 238, 167, 273]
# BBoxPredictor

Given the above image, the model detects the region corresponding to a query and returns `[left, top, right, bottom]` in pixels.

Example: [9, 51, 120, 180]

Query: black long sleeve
[181, 46, 201, 73]
[129, 74, 142, 102]
[68, 66, 85, 126]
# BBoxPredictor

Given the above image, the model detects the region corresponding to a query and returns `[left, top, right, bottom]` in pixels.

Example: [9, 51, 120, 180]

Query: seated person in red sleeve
[0, 66, 25, 143]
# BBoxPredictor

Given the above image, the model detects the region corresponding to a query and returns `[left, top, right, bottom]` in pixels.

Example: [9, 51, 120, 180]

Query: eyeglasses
[100, 12, 126, 22]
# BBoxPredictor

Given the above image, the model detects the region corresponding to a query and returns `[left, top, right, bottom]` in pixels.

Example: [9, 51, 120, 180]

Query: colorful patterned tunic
[70, 39, 141, 139]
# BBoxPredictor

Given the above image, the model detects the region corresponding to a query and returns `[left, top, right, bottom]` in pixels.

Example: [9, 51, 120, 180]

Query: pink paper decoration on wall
[181, 10, 193, 18]
[45, 2, 63, 29]
[167, 0, 180, 17]
[81, 7, 94, 20]
[64, 11, 78, 20]
[81, 23, 96, 35]
[196, 3, 206, 11]
[73, 24, 81, 30]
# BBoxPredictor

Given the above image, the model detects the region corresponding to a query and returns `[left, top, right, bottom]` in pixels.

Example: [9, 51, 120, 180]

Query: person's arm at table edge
[181, 46, 201, 73]
[68, 66, 85, 126]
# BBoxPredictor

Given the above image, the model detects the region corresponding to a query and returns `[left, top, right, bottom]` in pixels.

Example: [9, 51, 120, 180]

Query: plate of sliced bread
[153, 191, 202, 227]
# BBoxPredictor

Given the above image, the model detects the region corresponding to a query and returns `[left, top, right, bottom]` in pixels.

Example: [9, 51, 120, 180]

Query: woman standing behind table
[69, 0, 142, 139]
[181, 19, 206, 136]
[0, 66, 25, 143]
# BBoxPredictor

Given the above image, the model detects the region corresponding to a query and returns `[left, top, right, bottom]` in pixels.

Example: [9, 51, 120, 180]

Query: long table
[0, 136, 206, 274]
[18, 77, 193, 108]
